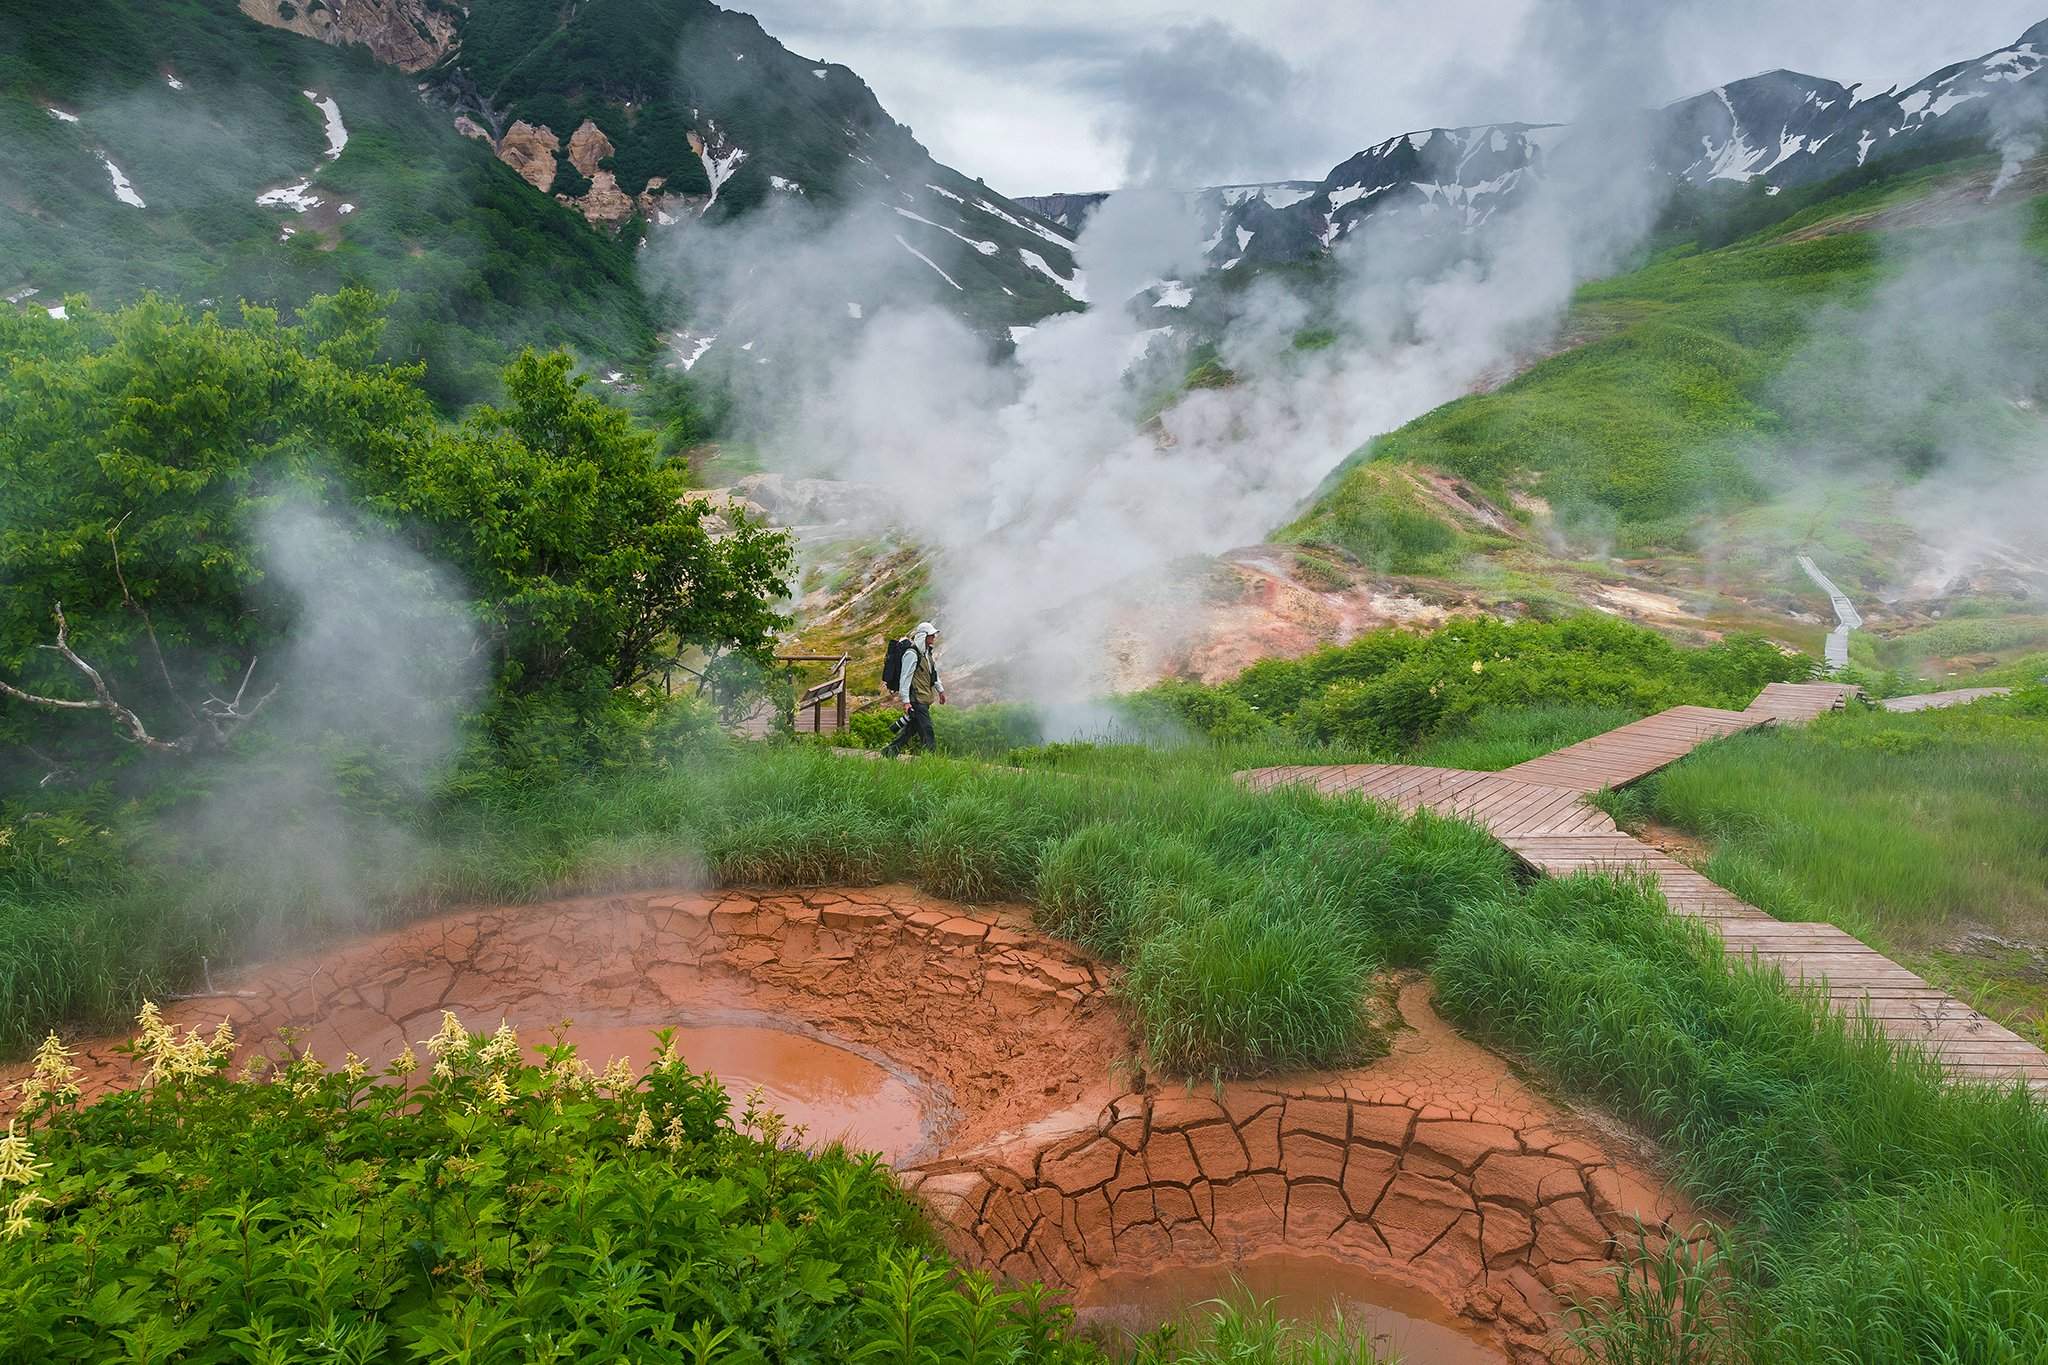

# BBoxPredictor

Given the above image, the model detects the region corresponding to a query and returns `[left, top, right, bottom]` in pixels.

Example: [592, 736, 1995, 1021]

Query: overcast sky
[741, 0, 2048, 196]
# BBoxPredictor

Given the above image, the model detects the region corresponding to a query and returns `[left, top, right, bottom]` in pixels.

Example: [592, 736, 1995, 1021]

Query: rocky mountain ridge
[246, 0, 1084, 331]
[1031, 19, 2048, 276]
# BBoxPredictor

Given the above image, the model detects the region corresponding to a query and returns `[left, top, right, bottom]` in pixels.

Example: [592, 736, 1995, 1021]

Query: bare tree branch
[0, 603, 192, 752]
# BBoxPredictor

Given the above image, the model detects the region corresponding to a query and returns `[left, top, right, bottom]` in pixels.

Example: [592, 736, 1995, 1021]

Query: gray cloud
[739, 0, 2048, 195]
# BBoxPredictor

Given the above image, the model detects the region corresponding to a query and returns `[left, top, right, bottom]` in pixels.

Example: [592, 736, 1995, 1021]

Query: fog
[648, 1, 1688, 701]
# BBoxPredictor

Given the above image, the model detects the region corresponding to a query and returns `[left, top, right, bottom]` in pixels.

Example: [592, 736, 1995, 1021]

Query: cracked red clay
[10, 886, 1691, 1362]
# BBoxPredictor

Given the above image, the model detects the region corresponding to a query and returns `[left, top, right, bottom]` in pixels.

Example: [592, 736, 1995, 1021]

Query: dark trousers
[883, 701, 934, 756]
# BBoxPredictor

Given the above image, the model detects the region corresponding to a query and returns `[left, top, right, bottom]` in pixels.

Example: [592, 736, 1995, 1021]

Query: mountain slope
[251, 0, 1086, 329]
[5, 0, 1082, 411]
[1, 0, 654, 406]
[1284, 163, 2048, 678]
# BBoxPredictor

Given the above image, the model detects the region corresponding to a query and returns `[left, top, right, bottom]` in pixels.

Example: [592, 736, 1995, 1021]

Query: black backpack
[880, 636, 913, 692]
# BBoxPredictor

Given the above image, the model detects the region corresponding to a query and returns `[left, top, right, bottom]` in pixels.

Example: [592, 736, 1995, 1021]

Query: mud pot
[17, 886, 1691, 1362]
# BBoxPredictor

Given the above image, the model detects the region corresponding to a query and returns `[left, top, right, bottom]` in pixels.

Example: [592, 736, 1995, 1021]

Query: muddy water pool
[1076, 1250, 1508, 1364]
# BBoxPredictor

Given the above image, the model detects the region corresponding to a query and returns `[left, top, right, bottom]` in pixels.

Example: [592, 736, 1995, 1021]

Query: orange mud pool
[15, 886, 1694, 1363]
[1078, 1250, 1506, 1363]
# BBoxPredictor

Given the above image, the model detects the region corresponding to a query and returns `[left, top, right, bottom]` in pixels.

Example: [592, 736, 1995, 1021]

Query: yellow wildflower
[1471, 659, 1485, 673]
[476, 1021, 520, 1069]
[208, 1018, 236, 1061]
[662, 1115, 685, 1152]
[626, 1107, 653, 1149]
[598, 1056, 636, 1094]
[481, 1071, 515, 1109]
[15, 1032, 81, 1110]
[1, 1188, 47, 1240]
[392, 1043, 419, 1075]
[423, 1011, 471, 1060]
[0, 1125, 48, 1188]
[341, 1053, 370, 1085]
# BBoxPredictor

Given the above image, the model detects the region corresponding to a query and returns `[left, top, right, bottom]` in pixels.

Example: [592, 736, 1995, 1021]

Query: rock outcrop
[495, 120, 560, 192]
[238, 0, 457, 72]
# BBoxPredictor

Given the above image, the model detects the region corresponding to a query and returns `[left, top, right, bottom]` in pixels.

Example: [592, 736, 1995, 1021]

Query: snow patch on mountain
[894, 207, 999, 255]
[98, 154, 144, 207]
[257, 181, 321, 211]
[304, 91, 347, 160]
[1019, 248, 1086, 302]
[896, 235, 964, 291]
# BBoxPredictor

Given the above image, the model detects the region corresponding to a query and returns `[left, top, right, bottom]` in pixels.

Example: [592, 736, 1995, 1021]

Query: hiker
[882, 621, 946, 757]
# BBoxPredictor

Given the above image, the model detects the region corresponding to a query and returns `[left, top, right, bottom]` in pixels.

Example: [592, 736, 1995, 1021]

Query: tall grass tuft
[1435, 869, 2048, 1362]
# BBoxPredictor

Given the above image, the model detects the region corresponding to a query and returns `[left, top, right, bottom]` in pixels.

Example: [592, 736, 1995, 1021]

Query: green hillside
[1284, 157, 2048, 680]
[2, 1, 656, 407]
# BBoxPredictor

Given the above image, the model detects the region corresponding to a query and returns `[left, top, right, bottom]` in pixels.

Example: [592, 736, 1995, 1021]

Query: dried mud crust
[906, 979, 1694, 1364]
[15, 890, 1691, 1361]
[11, 886, 1125, 1160]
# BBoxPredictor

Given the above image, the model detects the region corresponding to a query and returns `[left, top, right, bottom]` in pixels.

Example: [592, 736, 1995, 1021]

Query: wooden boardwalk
[1239, 682, 2048, 1092]
[1499, 705, 1766, 792]
[1881, 687, 2011, 713]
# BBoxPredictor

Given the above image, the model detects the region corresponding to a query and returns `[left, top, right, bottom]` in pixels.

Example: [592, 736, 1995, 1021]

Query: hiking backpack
[880, 636, 913, 693]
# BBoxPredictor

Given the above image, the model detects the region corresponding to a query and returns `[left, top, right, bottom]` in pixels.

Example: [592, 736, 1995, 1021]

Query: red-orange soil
[14, 888, 1690, 1362]
[906, 978, 1692, 1364]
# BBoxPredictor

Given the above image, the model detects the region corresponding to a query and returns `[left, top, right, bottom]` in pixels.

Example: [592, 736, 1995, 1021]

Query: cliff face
[238, 0, 457, 73]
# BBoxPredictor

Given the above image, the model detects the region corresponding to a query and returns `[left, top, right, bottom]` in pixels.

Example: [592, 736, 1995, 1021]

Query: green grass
[1629, 690, 2048, 1034]
[1287, 180, 2048, 566]
[1435, 870, 2048, 1363]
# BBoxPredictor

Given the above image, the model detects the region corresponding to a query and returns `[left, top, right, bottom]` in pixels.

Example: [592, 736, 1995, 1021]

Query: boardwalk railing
[780, 653, 850, 734]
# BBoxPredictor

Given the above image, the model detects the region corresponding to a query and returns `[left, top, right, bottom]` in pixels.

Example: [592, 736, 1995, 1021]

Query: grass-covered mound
[840, 615, 1809, 763]
[1438, 872, 2048, 1362]
[1286, 169, 2048, 556]
[1609, 687, 2048, 1036]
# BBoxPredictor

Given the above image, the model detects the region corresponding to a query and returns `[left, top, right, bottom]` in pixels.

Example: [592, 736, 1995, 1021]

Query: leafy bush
[1242, 615, 1807, 751]
[0, 295, 793, 785]
[0, 1011, 1097, 1364]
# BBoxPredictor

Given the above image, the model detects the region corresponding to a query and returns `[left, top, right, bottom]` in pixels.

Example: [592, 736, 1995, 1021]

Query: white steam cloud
[169, 502, 486, 925]
[652, 2, 1686, 701]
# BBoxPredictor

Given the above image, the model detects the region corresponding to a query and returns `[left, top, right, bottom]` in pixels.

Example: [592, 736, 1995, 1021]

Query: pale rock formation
[239, 0, 457, 72]
[495, 120, 559, 191]
[567, 120, 613, 177]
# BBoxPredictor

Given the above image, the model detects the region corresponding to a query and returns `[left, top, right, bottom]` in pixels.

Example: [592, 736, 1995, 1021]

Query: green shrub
[0, 1013, 1097, 1364]
[1125, 895, 1380, 1078]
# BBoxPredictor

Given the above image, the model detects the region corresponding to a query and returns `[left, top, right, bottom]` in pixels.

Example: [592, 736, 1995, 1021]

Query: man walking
[882, 621, 946, 757]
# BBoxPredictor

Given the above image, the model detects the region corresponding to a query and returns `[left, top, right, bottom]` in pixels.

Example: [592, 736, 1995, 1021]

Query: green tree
[0, 293, 792, 780]
[0, 290, 429, 764]
[393, 349, 791, 702]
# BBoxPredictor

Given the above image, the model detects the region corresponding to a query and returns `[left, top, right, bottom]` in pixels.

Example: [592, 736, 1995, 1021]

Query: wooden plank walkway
[1881, 687, 2011, 713]
[1236, 682, 2048, 1092]
[1744, 681, 1863, 725]
[1500, 705, 1766, 792]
